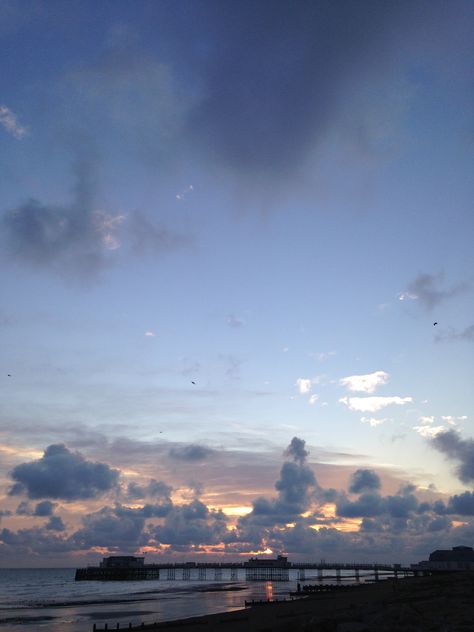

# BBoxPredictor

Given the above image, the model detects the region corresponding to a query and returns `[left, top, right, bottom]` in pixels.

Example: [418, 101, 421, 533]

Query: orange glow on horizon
[247, 547, 273, 556]
[0, 444, 43, 459]
[212, 505, 253, 517]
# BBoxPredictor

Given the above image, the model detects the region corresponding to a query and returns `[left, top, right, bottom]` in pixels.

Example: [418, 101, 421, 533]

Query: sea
[0, 568, 382, 632]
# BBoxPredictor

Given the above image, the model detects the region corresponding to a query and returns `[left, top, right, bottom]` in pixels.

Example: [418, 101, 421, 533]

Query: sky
[0, 0, 473, 567]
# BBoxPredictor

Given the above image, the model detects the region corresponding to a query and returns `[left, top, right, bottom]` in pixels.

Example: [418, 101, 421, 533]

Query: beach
[100, 573, 474, 632]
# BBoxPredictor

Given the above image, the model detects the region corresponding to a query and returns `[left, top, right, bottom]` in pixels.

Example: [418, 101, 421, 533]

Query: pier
[75, 555, 412, 582]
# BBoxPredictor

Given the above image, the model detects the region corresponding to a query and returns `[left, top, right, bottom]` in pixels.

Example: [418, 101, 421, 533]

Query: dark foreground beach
[95, 572, 474, 632]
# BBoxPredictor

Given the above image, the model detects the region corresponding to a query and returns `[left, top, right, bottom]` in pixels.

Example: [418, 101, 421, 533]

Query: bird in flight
[433, 322, 438, 326]
[7, 374, 11, 377]
[191, 381, 196, 385]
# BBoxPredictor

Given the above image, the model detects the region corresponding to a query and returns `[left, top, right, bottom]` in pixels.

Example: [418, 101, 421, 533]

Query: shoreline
[92, 572, 474, 631]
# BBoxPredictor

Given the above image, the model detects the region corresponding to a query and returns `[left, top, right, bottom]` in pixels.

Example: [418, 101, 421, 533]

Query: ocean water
[0, 568, 380, 632]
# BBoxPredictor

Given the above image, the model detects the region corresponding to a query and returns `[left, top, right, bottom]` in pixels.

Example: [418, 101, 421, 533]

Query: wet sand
[103, 572, 474, 631]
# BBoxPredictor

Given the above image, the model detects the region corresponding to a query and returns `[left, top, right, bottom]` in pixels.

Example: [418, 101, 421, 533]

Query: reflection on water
[264, 582, 273, 601]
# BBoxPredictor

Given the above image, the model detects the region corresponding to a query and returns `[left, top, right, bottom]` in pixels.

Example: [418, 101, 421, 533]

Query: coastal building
[413, 546, 474, 571]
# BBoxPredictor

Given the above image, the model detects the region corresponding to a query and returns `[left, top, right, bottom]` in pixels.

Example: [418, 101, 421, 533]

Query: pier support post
[317, 568, 323, 582]
[231, 568, 238, 581]
[298, 569, 305, 581]
[374, 568, 379, 581]
[355, 569, 360, 583]
[336, 568, 341, 583]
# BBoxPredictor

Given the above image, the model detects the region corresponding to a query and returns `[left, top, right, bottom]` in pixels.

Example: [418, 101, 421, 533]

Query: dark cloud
[238, 437, 319, 527]
[45, 516, 66, 531]
[406, 273, 468, 310]
[116, 502, 172, 519]
[446, 492, 474, 516]
[348, 469, 381, 494]
[0, 527, 73, 555]
[182, 0, 423, 178]
[431, 430, 474, 484]
[1, 159, 185, 279]
[275, 461, 316, 509]
[9, 443, 119, 500]
[15, 501, 31, 516]
[34, 501, 56, 517]
[2, 157, 102, 277]
[126, 479, 172, 500]
[72, 505, 146, 550]
[385, 493, 418, 518]
[49, 0, 471, 199]
[336, 493, 385, 518]
[336, 491, 418, 519]
[427, 516, 451, 532]
[284, 436, 309, 465]
[153, 499, 227, 548]
[168, 444, 215, 462]
[15, 500, 56, 517]
[398, 483, 417, 496]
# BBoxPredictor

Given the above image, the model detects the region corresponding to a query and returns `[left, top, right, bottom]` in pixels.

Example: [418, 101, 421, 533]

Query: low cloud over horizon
[2, 436, 474, 566]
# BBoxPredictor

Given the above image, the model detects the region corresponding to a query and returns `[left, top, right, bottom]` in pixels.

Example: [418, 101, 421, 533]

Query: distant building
[244, 555, 290, 568]
[413, 546, 474, 571]
[100, 556, 144, 569]
[244, 555, 290, 580]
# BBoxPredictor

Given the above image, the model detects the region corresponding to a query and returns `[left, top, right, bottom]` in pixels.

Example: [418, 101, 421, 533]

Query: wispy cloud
[93, 211, 125, 251]
[296, 377, 320, 395]
[311, 350, 337, 362]
[398, 291, 418, 302]
[296, 378, 312, 394]
[441, 415, 468, 427]
[340, 396, 412, 413]
[435, 324, 474, 343]
[0, 104, 27, 139]
[340, 370, 389, 394]
[361, 417, 387, 427]
[401, 273, 468, 310]
[176, 184, 194, 200]
[414, 425, 445, 438]
[418, 416, 435, 425]
[2, 160, 186, 280]
[226, 314, 244, 328]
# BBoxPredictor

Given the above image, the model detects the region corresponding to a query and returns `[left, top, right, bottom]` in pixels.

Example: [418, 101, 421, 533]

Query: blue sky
[0, 0, 473, 566]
